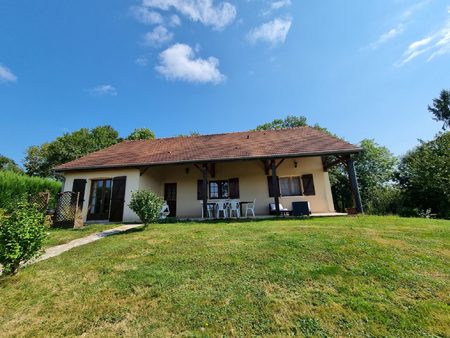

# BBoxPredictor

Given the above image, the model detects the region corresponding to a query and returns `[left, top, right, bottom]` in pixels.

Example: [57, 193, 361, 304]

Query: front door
[87, 179, 112, 221]
[164, 183, 177, 217]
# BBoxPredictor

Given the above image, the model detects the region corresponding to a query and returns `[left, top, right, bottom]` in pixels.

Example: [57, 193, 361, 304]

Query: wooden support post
[202, 164, 209, 218]
[271, 160, 280, 216]
[347, 158, 363, 213]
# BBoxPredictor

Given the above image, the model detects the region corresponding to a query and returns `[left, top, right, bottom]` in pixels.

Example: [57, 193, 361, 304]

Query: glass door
[87, 179, 112, 221]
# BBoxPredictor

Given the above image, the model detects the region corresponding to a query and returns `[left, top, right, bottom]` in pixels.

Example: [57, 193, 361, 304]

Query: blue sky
[0, 0, 449, 165]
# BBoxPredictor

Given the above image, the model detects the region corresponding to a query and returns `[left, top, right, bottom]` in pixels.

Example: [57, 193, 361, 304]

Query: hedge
[0, 171, 62, 210]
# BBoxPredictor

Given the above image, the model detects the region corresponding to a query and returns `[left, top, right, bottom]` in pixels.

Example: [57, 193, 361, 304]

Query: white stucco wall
[63, 168, 141, 223]
[140, 157, 335, 218]
[62, 156, 336, 222]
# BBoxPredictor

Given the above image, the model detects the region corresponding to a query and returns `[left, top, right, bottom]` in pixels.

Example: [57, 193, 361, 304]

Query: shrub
[128, 190, 164, 225]
[0, 202, 49, 275]
[0, 171, 62, 211]
[364, 186, 404, 215]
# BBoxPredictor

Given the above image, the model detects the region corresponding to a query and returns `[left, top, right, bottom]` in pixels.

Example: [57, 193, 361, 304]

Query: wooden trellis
[28, 192, 51, 212]
[53, 191, 82, 228]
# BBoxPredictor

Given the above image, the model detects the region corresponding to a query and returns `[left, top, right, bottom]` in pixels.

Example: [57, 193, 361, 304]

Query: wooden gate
[53, 191, 82, 228]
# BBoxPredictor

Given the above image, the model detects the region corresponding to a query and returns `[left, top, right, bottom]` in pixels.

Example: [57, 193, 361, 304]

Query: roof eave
[54, 148, 362, 173]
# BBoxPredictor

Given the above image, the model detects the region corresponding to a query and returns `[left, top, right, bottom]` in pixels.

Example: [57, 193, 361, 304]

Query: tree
[24, 144, 51, 178]
[328, 140, 398, 214]
[428, 89, 450, 130]
[255, 115, 308, 130]
[126, 128, 155, 141]
[396, 132, 450, 218]
[0, 155, 23, 173]
[354, 139, 397, 203]
[177, 131, 201, 137]
[24, 126, 120, 178]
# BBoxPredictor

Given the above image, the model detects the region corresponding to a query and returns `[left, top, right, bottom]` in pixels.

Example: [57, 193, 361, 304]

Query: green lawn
[1, 216, 449, 337]
[44, 223, 123, 248]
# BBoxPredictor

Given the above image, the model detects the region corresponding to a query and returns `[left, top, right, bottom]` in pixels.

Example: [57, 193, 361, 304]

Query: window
[302, 174, 315, 196]
[209, 181, 219, 199]
[197, 178, 239, 200]
[267, 175, 315, 196]
[209, 180, 229, 199]
[279, 177, 302, 196]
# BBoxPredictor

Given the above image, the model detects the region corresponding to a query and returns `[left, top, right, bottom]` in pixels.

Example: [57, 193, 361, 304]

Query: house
[54, 127, 363, 222]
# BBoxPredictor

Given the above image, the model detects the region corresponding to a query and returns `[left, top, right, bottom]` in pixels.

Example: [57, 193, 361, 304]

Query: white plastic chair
[160, 201, 170, 219]
[216, 201, 228, 218]
[200, 201, 214, 218]
[245, 199, 256, 217]
[229, 199, 241, 218]
[269, 203, 290, 215]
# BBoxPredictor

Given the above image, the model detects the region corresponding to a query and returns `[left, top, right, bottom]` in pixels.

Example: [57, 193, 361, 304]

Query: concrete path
[33, 223, 143, 264]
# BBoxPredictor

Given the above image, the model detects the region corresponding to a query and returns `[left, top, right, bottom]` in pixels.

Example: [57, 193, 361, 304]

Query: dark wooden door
[87, 179, 112, 221]
[164, 183, 177, 217]
[109, 176, 127, 222]
[72, 179, 87, 209]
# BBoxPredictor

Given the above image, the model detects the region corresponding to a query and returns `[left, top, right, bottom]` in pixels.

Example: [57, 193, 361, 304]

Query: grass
[44, 223, 123, 248]
[1, 216, 449, 337]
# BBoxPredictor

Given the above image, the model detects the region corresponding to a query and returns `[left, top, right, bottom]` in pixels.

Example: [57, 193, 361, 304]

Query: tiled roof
[54, 127, 361, 171]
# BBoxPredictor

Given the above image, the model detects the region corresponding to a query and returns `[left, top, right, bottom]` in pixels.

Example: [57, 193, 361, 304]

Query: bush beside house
[128, 190, 164, 225]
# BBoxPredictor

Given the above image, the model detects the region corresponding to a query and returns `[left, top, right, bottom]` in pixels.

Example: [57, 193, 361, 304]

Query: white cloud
[400, 1, 429, 21]
[366, 1, 430, 52]
[262, 0, 291, 16]
[410, 37, 433, 50]
[270, 0, 291, 11]
[398, 15, 450, 66]
[169, 14, 181, 26]
[368, 24, 405, 50]
[135, 56, 149, 66]
[155, 43, 225, 84]
[247, 17, 292, 46]
[130, 6, 164, 25]
[143, 25, 173, 46]
[142, 0, 236, 30]
[90, 84, 118, 96]
[427, 22, 450, 61]
[0, 64, 17, 83]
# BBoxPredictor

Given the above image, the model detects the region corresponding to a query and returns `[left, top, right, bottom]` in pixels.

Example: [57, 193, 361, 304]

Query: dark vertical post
[271, 160, 280, 216]
[202, 164, 209, 218]
[347, 158, 363, 213]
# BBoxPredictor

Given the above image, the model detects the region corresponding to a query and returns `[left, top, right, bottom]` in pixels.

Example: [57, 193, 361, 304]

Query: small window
[302, 174, 315, 196]
[209, 181, 219, 199]
[279, 177, 302, 196]
[220, 181, 229, 198]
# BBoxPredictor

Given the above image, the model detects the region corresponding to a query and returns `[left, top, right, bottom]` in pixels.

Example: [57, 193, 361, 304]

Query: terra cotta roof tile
[54, 127, 361, 171]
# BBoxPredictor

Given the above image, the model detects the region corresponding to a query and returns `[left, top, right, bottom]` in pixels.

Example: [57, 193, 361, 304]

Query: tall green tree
[428, 89, 450, 130]
[24, 126, 120, 178]
[0, 155, 23, 173]
[255, 115, 308, 130]
[23, 144, 51, 178]
[396, 132, 450, 218]
[329, 140, 398, 214]
[126, 128, 155, 140]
